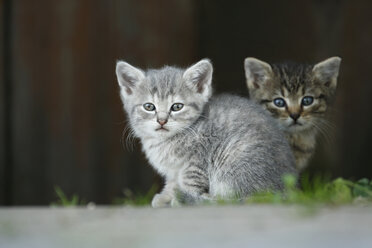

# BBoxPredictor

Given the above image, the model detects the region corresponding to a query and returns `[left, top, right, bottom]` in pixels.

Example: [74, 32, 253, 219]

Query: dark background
[1, 0, 372, 205]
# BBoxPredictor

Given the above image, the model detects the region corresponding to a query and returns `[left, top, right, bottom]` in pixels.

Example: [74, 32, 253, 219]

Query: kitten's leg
[176, 165, 210, 205]
[151, 181, 177, 208]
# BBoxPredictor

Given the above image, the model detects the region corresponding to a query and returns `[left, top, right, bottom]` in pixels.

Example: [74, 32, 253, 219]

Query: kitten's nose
[157, 119, 167, 126]
[290, 113, 300, 121]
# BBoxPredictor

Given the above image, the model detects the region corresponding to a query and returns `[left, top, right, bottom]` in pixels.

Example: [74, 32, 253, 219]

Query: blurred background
[1, 0, 372, 205]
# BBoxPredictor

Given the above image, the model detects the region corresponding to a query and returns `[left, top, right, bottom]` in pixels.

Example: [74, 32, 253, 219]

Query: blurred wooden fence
[0, 0, 198, 205]
[1, 0, 372, 205]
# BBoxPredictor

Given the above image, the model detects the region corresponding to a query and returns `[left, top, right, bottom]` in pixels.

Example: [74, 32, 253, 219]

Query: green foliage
[245, 175, 372, 206]
[51, 177, 372, 207]
[113, 184, 159, 206]
[352, 178, 372, 198]
[51, 186, 86, 207]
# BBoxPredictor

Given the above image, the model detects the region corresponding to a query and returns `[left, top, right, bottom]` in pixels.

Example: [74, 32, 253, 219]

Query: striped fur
[245, 57, 341, 170]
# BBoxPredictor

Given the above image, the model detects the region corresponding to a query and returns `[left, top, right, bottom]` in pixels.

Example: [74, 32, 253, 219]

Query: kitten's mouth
[289, 121, 303, 127]
[156, 127, 169, 132]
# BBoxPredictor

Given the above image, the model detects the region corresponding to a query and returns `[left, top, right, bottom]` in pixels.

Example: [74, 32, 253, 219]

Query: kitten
[244, 57, 341, 171]
[116, 59, 296, 207]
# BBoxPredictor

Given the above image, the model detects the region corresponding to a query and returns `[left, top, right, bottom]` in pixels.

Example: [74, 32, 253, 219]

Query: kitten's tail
[176, 190, 245, 206]
[175, 189, 214, 205]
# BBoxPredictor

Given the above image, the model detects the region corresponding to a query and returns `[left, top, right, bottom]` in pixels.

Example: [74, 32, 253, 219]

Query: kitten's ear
[244, 57, 273, 90]
[312, 57, 341, 88]
[183, 59, 213, 100]
[115, 60, 145, 96]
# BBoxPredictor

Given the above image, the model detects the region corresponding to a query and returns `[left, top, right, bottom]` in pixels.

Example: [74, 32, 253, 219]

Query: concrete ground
[0, 205, 371, 248]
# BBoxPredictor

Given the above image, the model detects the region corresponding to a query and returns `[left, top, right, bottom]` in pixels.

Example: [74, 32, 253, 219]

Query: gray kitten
[244, 57, 341, 170]
[116, 59, 296, 207]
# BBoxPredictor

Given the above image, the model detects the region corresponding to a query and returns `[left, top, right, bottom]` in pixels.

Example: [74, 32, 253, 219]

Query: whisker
[120, 122, 137, 151]
[310, 120, 334, 145]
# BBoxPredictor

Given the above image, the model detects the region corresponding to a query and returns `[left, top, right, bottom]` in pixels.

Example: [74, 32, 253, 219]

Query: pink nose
[157, 119, 167, 126]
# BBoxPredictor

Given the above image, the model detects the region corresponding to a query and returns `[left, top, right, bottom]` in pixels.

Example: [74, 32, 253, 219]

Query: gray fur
[116, 59, 296, 207]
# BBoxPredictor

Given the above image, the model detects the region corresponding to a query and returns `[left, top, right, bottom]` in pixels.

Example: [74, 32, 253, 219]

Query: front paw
[151, 193, 173, 208]
[170, 198, 181, 207]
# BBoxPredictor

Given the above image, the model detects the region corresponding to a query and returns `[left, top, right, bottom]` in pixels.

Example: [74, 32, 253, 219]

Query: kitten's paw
[201, 193, 212, 201]
[170, 198, 181, 207]
[151, 193, 172, 208]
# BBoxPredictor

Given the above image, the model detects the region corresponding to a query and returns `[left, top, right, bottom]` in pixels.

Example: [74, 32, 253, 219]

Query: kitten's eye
[171, 103, 184, 112]
[273, 98, 286, 107]
[143, 103, 156, 111]
[301, 96, 314, 106]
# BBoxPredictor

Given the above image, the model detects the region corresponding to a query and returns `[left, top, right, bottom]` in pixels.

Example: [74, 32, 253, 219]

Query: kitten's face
[123, 75, 205, 138]
[116, 59, 213, 139]
[244, 57, 341, 133]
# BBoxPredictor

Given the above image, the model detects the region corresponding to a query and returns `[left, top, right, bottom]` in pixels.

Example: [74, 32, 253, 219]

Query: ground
[1, 205, 371, 248]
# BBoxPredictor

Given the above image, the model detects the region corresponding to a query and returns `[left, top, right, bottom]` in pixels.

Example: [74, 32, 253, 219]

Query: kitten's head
[244, 57, 341, 132]
[116, 59, 213, 139]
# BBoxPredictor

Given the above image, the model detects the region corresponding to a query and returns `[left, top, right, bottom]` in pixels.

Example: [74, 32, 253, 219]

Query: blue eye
[301, 96, 314, 106]
[273, 98, 286, 107]
[143, 103, 156, 111]
[171, 103, 184, 111]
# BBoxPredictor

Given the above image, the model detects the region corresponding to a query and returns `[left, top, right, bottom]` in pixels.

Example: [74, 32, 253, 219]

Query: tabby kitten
[244, 57, 341, 170]
[116, 59, 296, 207]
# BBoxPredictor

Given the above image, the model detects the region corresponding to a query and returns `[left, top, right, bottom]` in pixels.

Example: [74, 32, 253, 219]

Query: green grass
[243, 175, 372, 206]
[112, 184, 159, 206]
[51, 176, 372, 207]
[50, 186, 86, 207]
